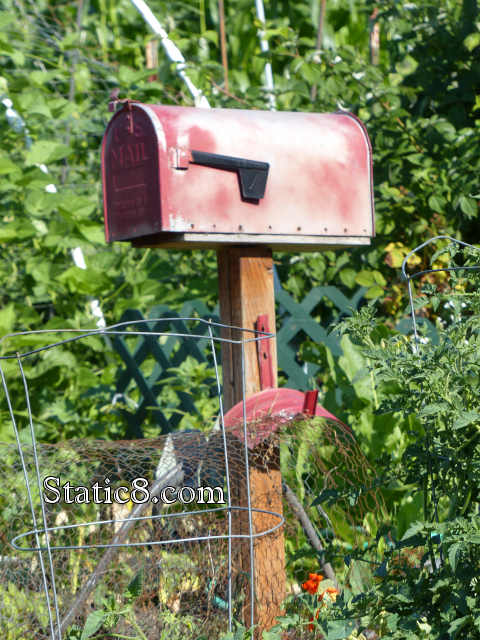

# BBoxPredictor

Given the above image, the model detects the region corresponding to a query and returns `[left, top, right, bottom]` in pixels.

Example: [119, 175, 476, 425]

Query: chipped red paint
[102, 102, 374, 243]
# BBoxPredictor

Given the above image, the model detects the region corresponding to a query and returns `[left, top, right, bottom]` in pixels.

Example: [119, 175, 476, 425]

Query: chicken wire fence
[0, 318, 382, 640]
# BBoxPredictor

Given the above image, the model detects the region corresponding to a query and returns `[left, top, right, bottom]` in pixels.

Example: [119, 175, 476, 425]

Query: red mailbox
[102, 102, 374, 249]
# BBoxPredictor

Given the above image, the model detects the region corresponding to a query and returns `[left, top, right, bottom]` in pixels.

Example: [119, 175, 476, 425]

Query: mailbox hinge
[171, 148, 269, 200]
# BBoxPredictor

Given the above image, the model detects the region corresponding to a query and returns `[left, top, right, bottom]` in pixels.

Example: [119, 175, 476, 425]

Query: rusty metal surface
[102, 102, 374, 244]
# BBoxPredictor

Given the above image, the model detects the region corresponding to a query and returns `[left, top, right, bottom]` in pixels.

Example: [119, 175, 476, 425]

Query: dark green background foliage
[1, 0, 479, 335]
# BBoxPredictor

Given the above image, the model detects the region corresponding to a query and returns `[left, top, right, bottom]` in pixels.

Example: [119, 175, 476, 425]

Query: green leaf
[400, 521, 424, 541]
[339, 268, 356, 288]
[78, 223, 105, 244]
[418, 402, 449, 418]
[464, 32, 480, 51]
[452, 411, 480, 430]
[459, 195, 477, 218]
[338, 335, 372, 402]
[365, 285, 384, 299]
[323, 619, 356, 640]
[57, 266, 111, 295]
[0, 304, 16, 335]
[126, 570, 143, 601]
[29, 348, 78, 377]
[396, 55, 418, 76]
[81, 610, 106, 639]
[25, 141, 71, 165]
[355, 270, 375, 287]
[448, 541, 462, 572]
[428, 194, 446, 213]
[448, 615, 472, 636]
[0, 156, 18, 174]
[372, 270, 387, 286]
[0, 221, 37, 242]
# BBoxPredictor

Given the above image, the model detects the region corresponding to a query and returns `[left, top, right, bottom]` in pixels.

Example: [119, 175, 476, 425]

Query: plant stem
[282, 481, 338, 589]
[127, 612, 149, 640]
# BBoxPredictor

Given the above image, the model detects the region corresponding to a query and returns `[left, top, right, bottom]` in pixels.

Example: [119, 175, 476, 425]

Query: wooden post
[217, 247, 285, 637]
[146, 38, 159, 82]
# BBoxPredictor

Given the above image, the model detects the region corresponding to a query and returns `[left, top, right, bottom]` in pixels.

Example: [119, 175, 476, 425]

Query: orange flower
[301, 572, 324, 595]
[319, 587, 339, 602]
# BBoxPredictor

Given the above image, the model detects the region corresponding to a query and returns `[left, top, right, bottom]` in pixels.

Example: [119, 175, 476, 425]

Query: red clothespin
[255, 314, 275, 390]
[302, 389, 319, 416]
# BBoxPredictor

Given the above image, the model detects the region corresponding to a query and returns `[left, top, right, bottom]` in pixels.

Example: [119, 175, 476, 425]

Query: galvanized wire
[0, 318, 275, 639]
[401, 235, 480, 351]
[0, 317, 381, 639]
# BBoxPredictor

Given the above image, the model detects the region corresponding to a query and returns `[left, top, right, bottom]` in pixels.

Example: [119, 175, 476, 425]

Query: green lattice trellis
[276, 286, 367, 389]
[111, 288, 377, 437]
[111, 300, 219, 437]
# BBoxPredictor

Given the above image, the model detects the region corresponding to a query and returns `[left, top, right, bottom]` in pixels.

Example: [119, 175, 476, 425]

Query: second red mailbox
[102, 102, 374, 249]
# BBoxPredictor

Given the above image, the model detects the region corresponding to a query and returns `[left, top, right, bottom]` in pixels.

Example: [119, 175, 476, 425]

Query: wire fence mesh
[0, 319, 382, 640]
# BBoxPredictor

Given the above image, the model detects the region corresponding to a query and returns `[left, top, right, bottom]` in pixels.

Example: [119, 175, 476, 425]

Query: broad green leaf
[428, 194, 446, 213]
[57, 266, 111, 295]
[25, 141, 71, 165]
[0, 305, 15, 335]
[418, 402, 449, 418]
[81, 610, 106, 639]
[58, 194, 96, 220]
[0, 156, 18, 174]
[339, 267, 356, 288]
[396, 55, 418, 76]
[372, 270, 387, 286]
[355, 270, 375, 287]
[0, 221, 37, 241]
[401, 521, 424, 541]
[323, 619, 356, 640]
[338, 335, 372, 402]
[459, 195, 477, 218]
[448, 615, 472, 635]
[448, 541, 462, 572]
[452, 411, 480, 430]
[365, 285, 384, 299]
[464, 32, 480, 51]
[78, 223, 105, 244]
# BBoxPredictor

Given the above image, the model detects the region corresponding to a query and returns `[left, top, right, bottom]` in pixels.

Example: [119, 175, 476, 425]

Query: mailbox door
[102, 106, 163, 241]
